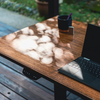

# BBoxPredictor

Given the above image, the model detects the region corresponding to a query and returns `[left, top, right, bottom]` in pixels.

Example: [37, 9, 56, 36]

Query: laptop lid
[82, 24, 100, 64]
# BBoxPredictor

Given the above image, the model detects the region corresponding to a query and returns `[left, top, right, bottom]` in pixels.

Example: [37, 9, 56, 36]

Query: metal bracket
[23, 68, 42, 80]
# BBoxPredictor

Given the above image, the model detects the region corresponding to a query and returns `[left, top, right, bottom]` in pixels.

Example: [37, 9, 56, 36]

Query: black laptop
[58, 23, 100, 91]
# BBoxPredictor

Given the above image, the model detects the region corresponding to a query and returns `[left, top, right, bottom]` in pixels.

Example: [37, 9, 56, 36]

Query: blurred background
[0, 0, 100, 28]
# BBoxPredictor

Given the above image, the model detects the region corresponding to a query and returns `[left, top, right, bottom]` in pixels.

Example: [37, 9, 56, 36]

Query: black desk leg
[54, 83, 67, 100]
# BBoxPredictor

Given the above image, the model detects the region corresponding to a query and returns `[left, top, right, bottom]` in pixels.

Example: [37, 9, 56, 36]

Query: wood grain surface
[0, 16, 99, 99]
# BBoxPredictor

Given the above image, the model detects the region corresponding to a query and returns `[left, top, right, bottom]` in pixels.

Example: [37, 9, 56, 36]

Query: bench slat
[0, 60, 54, 100]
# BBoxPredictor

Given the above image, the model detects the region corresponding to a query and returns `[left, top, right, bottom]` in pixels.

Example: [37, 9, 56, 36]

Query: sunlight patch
[41, 57, 53, 64]
[6, 33, 16, 42]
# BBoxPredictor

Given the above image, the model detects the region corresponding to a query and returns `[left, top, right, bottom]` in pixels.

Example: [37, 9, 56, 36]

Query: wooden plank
[0, 83, 26, 100]
[0, 22, 18, 32]
[0, 22, 18, 37]
[0, 32, 9, 37]
[0, 55, 54, 93]
[0, 55, 23, 74]
[0, 74, 44, 100]
[0, 55, 83, 100]
[0, 62, 54, 100]
[0, 93, 10, 100]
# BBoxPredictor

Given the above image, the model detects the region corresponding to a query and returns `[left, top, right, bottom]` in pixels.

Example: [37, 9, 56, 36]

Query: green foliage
[88, 1, 100, 13]
[10, 0, 37, 9]
[59, 2, 100, 24]
[63, 0, 74, 4]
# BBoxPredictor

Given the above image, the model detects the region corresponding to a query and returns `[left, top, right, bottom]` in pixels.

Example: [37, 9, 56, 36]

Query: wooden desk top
[0, 16, 99, 99]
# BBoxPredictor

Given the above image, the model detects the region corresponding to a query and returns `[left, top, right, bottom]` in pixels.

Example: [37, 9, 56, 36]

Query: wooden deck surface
[0, 21, 83, 100]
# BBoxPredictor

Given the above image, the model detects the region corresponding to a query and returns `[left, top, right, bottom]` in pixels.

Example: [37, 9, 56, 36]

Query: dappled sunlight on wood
[72, 21, 87, 29]
[5, 33, 16, 42]
[47, 18, 55, 21]
[21, 27, 34, 35]
[3, 17, 75, 68]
